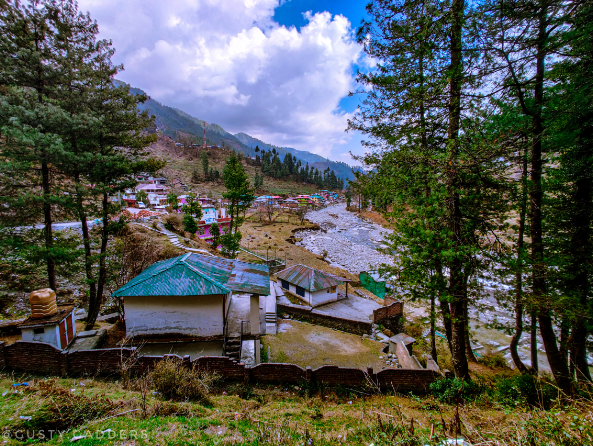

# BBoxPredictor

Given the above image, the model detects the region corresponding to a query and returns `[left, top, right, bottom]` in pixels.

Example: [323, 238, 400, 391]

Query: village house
[18, 289, 76, 350]
[135, 183, 168, 194]
[276, 264, 345, 307]
[113, 254, 269, 357]
[197, 206, 231, 242]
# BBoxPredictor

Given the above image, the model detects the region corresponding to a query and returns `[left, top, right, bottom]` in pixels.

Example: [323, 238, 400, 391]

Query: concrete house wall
[21, 325, 58, 345]
[125, 294, 227, 337]
[310, 288, 338, 307]
[21, 312, 75, 350]
[281, 282, 337, 307]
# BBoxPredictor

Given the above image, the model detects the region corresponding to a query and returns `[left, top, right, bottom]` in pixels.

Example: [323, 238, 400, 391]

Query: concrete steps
[225, 338, 241, 360]
[265, 281, 277, 335]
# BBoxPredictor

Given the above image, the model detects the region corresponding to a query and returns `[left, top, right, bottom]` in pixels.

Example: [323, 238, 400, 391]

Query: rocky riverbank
[294, 204, 394, 275]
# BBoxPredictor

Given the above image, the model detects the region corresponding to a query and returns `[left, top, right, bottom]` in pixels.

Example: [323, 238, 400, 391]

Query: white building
[276, 264, 344, 307]
[113, 253, 270, 340]
[18, 289, 76, 350]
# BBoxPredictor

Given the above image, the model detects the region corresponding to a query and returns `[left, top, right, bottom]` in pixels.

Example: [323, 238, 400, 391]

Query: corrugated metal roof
[113, 253, 270, 297]
[276, 264, 343, 292]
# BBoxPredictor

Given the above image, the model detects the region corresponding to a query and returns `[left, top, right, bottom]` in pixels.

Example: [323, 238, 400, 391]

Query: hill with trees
[114, 80, 356, 187]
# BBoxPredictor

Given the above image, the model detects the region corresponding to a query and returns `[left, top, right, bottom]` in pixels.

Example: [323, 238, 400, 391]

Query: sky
[76, 0, 371, 164]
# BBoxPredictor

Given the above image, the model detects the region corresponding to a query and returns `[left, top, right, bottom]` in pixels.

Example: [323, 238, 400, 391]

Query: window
[33, 327, 44, 335]
[281, 279, 290, 290]
[331, 286, 336, 293]
[296, 286, 305, 297]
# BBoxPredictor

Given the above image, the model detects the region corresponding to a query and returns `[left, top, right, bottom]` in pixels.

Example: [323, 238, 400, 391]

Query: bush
[478, 351, 508, 368]
[164, 213, 183, 232]
[430, 377, 483, 403]
[18, 380, 117, 435]
[150, 357, 218, 404]
[494, 374, 557, 409]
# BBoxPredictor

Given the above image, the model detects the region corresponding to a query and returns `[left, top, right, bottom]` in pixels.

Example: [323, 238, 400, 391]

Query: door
[59, 320, 68, 349]
[66, 315, 74, 342]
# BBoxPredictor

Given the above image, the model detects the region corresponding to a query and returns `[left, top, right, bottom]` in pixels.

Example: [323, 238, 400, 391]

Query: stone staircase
[224, 337, 241, 361]
[265, 281, 277, 335]
[137, 222, 212, 255]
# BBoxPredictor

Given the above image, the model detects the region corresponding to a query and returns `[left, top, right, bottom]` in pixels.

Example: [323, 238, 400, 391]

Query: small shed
[276, 264, 343, 307]
[18, 289, 76, 350]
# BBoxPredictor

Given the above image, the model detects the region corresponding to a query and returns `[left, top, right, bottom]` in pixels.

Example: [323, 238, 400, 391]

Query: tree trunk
[430, 293, 438, 362]
[74, 174, 98, 323]
[446, 0, 469, 380]
[42, 161, 57, 291]
[463, 288, 476, 363]
[511, 148, 529, 373]
[568, 174, 592, 382]
[530, 312, 538, 372]
[85, 192, 109, 329]
[530, 8, 572, 395]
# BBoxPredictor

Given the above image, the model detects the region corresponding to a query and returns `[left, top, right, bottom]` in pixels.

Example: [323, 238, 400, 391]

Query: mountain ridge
[115, 80, 357, 181]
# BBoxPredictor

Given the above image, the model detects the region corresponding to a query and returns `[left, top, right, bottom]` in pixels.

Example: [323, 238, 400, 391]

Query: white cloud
[77, 0, 364, 160]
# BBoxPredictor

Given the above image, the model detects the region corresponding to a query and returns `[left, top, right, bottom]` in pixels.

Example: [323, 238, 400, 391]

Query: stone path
[136, 223, 212, 255]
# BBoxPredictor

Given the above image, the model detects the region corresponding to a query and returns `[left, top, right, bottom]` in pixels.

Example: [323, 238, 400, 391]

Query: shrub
[478, 351, 508, 369]
[494, 374, 557, 409]
[150, 357, 218, 404]
[164, 213, 183, 232]
[430, 377, 483, 403]
[18, 380, 117, 435]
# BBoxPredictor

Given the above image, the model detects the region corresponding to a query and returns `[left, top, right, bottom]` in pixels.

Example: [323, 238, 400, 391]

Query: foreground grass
[1, 371, 592, 445]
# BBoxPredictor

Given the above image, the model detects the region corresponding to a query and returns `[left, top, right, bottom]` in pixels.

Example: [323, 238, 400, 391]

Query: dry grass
[1, 371, 592, 445]
[261, 320, 386, 370]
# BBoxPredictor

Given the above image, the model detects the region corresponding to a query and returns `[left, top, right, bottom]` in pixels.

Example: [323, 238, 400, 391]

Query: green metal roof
[276, 264, 342, 292]
[113, 253, 270, 297]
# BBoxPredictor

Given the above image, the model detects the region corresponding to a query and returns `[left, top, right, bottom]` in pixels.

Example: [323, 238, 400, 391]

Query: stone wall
[277, 303, 372, 336]
[0, 340, 440, 393]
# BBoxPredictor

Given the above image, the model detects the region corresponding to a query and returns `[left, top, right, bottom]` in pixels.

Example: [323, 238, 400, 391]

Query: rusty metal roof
[113, 253, 270, 297]
[18, 305, 75, 328]
[276, 264, 343, 292]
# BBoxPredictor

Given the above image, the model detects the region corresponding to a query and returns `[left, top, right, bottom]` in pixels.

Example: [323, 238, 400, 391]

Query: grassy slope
[149, 135, 322, 199]
[1, 372, 591, 445]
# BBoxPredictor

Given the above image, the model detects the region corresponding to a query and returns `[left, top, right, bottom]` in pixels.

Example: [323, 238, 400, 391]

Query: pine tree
[221, 153, 255, 257]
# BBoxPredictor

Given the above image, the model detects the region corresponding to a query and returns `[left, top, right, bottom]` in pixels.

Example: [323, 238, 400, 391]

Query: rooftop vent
[30, 288, 58, 318]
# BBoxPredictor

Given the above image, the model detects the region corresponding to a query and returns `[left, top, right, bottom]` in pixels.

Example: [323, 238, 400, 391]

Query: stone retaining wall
[277, 303, 372, 336]
[0, 341, 440, 393]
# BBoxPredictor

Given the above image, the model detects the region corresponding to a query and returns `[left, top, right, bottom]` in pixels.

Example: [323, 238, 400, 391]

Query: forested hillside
[114, 81, 356, 184]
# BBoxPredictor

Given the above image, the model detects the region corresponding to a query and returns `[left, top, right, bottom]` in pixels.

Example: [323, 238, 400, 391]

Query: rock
[362, 334, 369, 339]
[376, 333, 390, 343]
[77, 330, 97, 338]
[74, 309, 87, 320]
[382, 329, 394, 337]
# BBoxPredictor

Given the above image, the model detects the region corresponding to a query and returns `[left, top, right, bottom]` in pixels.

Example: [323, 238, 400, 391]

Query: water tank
[30, 288, 58, 318]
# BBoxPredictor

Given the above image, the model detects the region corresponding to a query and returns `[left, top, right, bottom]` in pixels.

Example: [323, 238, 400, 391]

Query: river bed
[295, 203, 554, 371]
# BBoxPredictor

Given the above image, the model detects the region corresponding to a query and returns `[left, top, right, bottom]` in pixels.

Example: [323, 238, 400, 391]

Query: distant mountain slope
[234, 133, 357, 181]
[116, 80, 356, 181]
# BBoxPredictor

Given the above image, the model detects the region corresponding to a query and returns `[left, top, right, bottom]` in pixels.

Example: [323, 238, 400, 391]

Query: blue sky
[77, 0, 371, 164]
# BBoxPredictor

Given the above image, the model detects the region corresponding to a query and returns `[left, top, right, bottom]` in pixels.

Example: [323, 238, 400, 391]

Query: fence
[0, 340, 440, 393]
